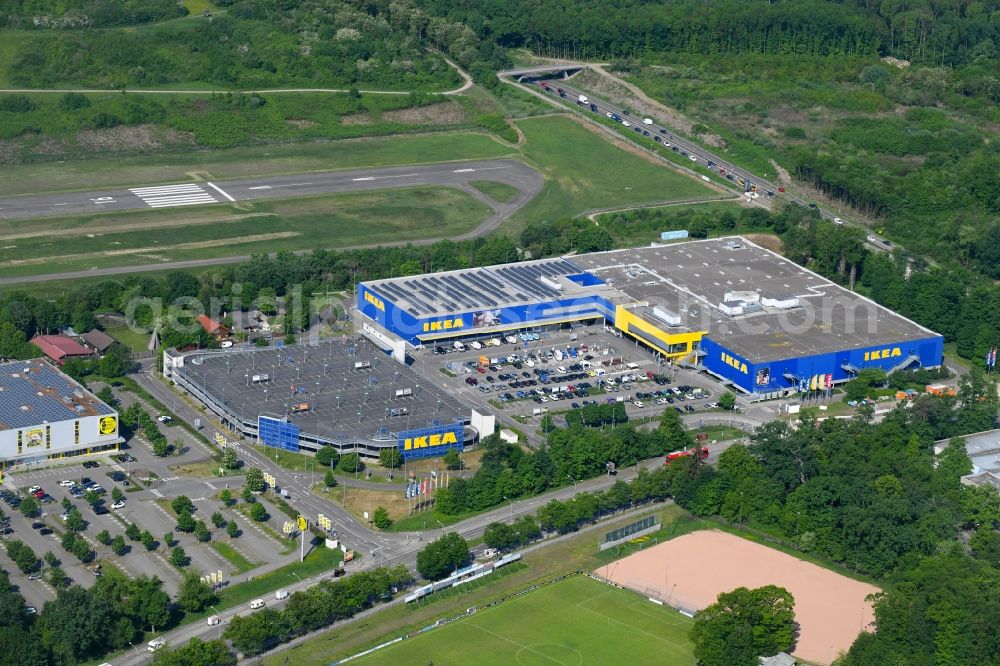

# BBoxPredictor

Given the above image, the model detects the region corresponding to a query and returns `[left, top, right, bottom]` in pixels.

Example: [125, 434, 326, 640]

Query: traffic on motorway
[523, 76, 895, 251]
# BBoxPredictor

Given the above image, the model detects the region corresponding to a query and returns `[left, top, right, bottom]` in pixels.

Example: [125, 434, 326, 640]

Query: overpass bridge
[499, 63, 601, 81]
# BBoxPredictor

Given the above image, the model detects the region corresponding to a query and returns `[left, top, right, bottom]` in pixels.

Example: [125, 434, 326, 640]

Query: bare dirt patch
[341, 113, 374, 126]
[76, 125, 194, 152]
[286, 118, 319, 129]
[382, 101, 466, 125]
[599, 529, 879, 666]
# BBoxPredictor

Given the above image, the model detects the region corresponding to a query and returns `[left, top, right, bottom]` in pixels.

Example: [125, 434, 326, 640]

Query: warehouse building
[0, 359, 121, 466]
[357, 237, 943, 398]
[164, 338, 494, 460]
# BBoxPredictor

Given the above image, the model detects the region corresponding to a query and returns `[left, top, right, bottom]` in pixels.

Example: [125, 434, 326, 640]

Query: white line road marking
[453, 168, 475, 173]
[352, 177, 376, 181]
[53, 203, 69, 206]
[130, 183, 219, 209]
[247, 185, 271, 190]
[270, 182, 313, 188]
[469, 166, 513, 172]
[206, 182, 237, 202]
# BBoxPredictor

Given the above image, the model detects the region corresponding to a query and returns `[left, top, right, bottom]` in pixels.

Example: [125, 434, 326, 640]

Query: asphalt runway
[0, 158, 543, 285]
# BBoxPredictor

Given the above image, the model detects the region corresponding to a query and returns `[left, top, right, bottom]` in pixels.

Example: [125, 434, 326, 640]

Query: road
[0, 159, 543, 286]
[503, 69, 895, 251]
[103, 362, 734, 664]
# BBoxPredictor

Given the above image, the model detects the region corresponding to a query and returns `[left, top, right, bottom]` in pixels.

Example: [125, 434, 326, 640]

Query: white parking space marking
[206, 181, 237, 202]
[130, 183, 218, 208]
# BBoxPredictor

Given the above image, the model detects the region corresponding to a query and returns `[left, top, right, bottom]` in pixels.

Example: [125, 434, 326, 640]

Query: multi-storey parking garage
[357, 237, 943, 398]
[164, 338, 493, 460]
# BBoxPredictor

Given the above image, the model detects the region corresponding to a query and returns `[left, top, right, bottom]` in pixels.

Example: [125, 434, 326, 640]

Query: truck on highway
[578, 94, 589, 104]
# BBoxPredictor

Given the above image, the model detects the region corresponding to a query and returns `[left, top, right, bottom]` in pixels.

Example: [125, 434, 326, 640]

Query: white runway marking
[206, 181, 236, 202]
[130, 183, 218, 208]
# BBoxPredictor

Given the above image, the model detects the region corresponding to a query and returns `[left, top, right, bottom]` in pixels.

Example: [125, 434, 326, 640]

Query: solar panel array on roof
[368, 258, 583, 316]
[0, 360, 113, 430]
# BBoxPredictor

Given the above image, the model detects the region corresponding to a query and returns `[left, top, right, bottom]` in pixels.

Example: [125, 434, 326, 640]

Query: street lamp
[128, 640, 139, 666]
[502, 495, 514, 523]
[291, 572, 302, 585]
[566, 474, 577, 490]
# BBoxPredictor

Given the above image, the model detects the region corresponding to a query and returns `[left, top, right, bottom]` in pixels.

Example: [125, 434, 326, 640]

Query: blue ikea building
[357, 238, 944, 399]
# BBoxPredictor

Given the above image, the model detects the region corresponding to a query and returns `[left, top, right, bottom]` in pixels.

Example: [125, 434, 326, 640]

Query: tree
[164, 531, 174, 548]
[6, 540, 39, 573]
[211, 511, 226, 528]
[483, 522, 519, 551]
[416, 532, 470, 581]
[315, 445, 339, 467]
[691, 586, 796, 666]
[98, 343, 133, 377]
[96, 385, 117, 407]
[249, 502, 267, 522]
[18, 496, 38, 518]
[85, 489, 101, 506]
[219, 489, 233, 505]
[37, 585, 113, 663]
[170, 547, 189, 567]
[48, 566, 69, 590]
[66, 508, 86, 532]
[244, 467, 265, 492]
[226, 519, 239, 539]
[172, 495, 195, 515]
[221, 447, 239, 470]
[96, 529, 112, 545]
[110, 534, 127, 556]
[141, 530, 156, 551]
[378, 447, 401, 469]
[443, 449, 462, 470]
[176, 510, 196, 533]
[125, 522, 141, 541]
[242, 488, 255, 504]
[150, 638, 236, 666]
[195, 520, 211, 542]
[44, 550, 59, 567]
[718, 391, 737, 411]
[372, 506, 392, 529]
[111, 487, 124, 503]
[338, 453, 363, 474]
[152, 438, 170, 457]
[178, 574, 217, 613]
[324, 469, 337, 488]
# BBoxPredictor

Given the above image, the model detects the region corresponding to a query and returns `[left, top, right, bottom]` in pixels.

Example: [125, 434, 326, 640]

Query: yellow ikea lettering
[422, 318, 464, 333]
[720, 352, 748, 374]
[863, 347, 901, 362]
[364, 291, 385, 312]
[403, 431, 458, 451]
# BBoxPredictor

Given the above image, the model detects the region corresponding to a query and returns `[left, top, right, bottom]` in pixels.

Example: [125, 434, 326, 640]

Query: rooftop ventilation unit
[539, 276, 563, 291]
[649, 307, 681, 327]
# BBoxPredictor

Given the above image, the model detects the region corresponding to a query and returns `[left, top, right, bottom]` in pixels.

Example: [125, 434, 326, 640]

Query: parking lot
[0, 385, 296, 603]
[409, 322, 727, 435]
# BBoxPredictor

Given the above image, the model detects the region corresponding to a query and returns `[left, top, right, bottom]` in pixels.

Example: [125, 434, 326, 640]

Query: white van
[147, 638, 166, 652]
[626, 362, 640, 370]
[207, 615, 221, 626]
[275, 589, 289, 600]
[249, 599, 265, 610]
[453, 341, 465, 352]
[470, 341, 482, 350]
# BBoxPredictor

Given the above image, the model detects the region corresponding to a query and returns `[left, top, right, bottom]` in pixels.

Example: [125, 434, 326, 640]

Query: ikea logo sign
[403, 430, 458, 451]
[423, 318, 464, 333]
[721, 352, 748, 374]
[864, 347, 902, 362]
[364, 291, 385, 312]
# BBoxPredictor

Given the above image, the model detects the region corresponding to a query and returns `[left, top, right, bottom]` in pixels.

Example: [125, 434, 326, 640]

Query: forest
[417, 0, 999, 67]
[0, 0, 186, 28]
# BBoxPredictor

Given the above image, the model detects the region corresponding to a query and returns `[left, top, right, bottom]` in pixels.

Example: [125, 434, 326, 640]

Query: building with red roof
[30, 335, 93, 365]
[196, 315, 230, 340]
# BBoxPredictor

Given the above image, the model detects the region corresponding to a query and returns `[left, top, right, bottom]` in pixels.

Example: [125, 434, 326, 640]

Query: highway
[505, 71, 895, 251]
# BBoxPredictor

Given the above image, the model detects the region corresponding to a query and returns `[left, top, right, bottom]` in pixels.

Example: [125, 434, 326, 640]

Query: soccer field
[352, 575, 695, 666]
